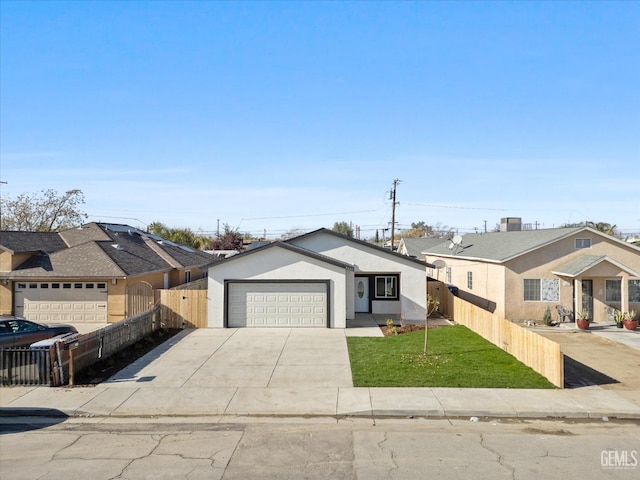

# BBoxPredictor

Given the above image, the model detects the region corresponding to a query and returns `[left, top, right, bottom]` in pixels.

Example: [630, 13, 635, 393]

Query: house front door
[354, 276, 370, 313]
[582, 279, 593, 320]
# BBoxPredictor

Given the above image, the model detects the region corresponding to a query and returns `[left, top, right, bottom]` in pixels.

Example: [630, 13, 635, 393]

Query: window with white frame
[524, 278, 560, 301]
[185, 271, 191, 283]
[445, 267, 451, 284]
[575, 238, 591, 249]
[467, 271, 473, 290]
[374, 275, 398, 299]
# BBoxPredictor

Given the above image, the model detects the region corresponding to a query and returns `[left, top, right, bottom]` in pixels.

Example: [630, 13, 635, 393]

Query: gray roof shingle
[421, 227, 585, 262]
[0, 231, 68, 254]
[2, 222, 216, 279]
[400, 237, 449, 258]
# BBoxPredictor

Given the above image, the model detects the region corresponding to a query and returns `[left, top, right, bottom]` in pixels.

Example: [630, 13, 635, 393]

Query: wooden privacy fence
[428, 281, 564, 388]
[159, 289, 208, 329]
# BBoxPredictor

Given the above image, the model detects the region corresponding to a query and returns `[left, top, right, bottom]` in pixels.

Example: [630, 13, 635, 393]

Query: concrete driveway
[105, 328, 354, 389]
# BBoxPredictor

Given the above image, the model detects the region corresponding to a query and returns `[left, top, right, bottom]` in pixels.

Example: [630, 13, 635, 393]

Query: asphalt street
[1, 418, 639, 480]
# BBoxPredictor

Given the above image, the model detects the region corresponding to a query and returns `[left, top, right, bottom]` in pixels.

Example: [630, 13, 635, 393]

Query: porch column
[574, 278, 582, 319]
[621, 274, 629, 313]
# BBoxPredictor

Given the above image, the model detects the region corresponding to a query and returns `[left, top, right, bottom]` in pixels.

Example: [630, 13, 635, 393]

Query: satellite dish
[448, 243, 454, 250]
[433, 259, 446, 269]
[452, 235, 463, 246]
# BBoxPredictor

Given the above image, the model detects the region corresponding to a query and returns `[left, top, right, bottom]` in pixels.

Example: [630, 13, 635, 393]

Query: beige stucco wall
[0, 251, 34, 271]
[0, 282, 11, 315]
[425, 257, 507, 317]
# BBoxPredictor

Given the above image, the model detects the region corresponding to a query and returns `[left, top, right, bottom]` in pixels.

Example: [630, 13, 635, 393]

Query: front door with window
[355, 277, 370, 312]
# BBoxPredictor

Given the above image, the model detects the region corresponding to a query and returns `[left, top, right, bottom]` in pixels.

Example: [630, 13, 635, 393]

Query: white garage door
[228, 282, 328, 327]
[15, 281, 108, 323]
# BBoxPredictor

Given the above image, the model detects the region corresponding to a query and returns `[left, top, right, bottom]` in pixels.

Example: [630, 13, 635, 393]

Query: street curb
[2, 408, 640, 422]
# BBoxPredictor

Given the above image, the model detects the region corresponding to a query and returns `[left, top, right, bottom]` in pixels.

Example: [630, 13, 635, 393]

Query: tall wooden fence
[159, 289, 208, 329]
[429, 281, 564, 388]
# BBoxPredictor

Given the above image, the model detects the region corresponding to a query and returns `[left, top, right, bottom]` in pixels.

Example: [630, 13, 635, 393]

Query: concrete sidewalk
[2, 322, 640, 422]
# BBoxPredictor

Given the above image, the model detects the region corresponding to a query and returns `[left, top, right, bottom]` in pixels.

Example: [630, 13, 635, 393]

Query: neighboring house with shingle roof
[419, 224, 640, 322]
[0, 223, 217, 324]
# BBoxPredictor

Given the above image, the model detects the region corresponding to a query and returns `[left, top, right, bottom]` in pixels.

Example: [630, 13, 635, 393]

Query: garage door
[15, 281, 108, 323]
[228, 282, 328, 327]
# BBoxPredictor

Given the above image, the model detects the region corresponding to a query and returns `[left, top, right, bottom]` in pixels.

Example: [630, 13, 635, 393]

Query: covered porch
[552, 254, 640, 323]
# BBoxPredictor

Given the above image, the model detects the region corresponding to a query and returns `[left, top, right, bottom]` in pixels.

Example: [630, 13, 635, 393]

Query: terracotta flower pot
[623, 320, 638, 331]
[576, 319, 590, 330]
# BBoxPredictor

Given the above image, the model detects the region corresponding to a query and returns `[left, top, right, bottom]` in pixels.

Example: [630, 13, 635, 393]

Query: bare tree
[279, 227, 306, 240]
[210, 223, 244, 250]
[1, 189, 87, 231]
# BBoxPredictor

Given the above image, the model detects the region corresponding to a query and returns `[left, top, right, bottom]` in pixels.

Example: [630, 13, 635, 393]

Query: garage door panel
[228, 282, 328, 328]
[15, 282, 108, 323]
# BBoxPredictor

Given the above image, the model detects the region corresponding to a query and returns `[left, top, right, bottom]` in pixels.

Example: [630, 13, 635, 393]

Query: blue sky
[1, 1, 638, 239]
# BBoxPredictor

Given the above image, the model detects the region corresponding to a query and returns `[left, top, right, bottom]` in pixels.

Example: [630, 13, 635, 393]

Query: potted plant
[614, 310, 625, 329]
[576, 311, 590, 330]
[622, 310, 638, 331]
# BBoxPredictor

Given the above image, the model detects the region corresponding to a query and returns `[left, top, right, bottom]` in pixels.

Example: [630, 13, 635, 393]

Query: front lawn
[347, 325, 555, 389]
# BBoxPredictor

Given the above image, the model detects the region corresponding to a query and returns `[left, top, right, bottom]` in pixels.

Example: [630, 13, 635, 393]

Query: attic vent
[111, 244, 124, 251]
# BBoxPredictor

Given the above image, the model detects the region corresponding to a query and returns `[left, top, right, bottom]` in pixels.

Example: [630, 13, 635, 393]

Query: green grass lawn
[347, 325, 555, 389]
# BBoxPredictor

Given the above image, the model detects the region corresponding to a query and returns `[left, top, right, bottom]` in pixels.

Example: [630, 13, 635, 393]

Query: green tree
[561, 221, 618, 236]
[332, 221, 353, 237]
[586, 221, 617, 235]
[401, 221, 453, 239]
[147, 221, 210, 249]
[0, 189, 87, 231]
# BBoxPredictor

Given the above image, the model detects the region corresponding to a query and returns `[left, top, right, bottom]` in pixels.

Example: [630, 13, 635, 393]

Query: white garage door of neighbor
[228, 282, 328, 327]
[15, 281, 108, 323]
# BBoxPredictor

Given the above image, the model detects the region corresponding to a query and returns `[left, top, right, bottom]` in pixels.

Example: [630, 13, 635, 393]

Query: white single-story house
[208, 228, 431, 328]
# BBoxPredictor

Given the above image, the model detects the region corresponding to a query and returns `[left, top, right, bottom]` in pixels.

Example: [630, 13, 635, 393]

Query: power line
[239, 208, 381, 222]
[405, 203, 507, 211]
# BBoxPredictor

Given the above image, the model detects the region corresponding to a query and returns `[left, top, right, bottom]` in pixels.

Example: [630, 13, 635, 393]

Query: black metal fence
[1, 348, 53, 386]
[0, 304, 163, 387]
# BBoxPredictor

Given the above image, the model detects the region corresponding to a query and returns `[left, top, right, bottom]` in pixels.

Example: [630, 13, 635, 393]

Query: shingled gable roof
[419, 227, 625, 263]
[0, 231, 68, 254]
[399, 237, 449, 258]
[2, 222, 216, 279]
[286, 228, 433, 268]
[551, 254, 640, 278]
[209, 241, 355, 270]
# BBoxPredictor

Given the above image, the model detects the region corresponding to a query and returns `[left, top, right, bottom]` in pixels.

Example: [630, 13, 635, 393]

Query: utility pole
[390, 179, 401, 251]
[0, 180, 7, 230]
